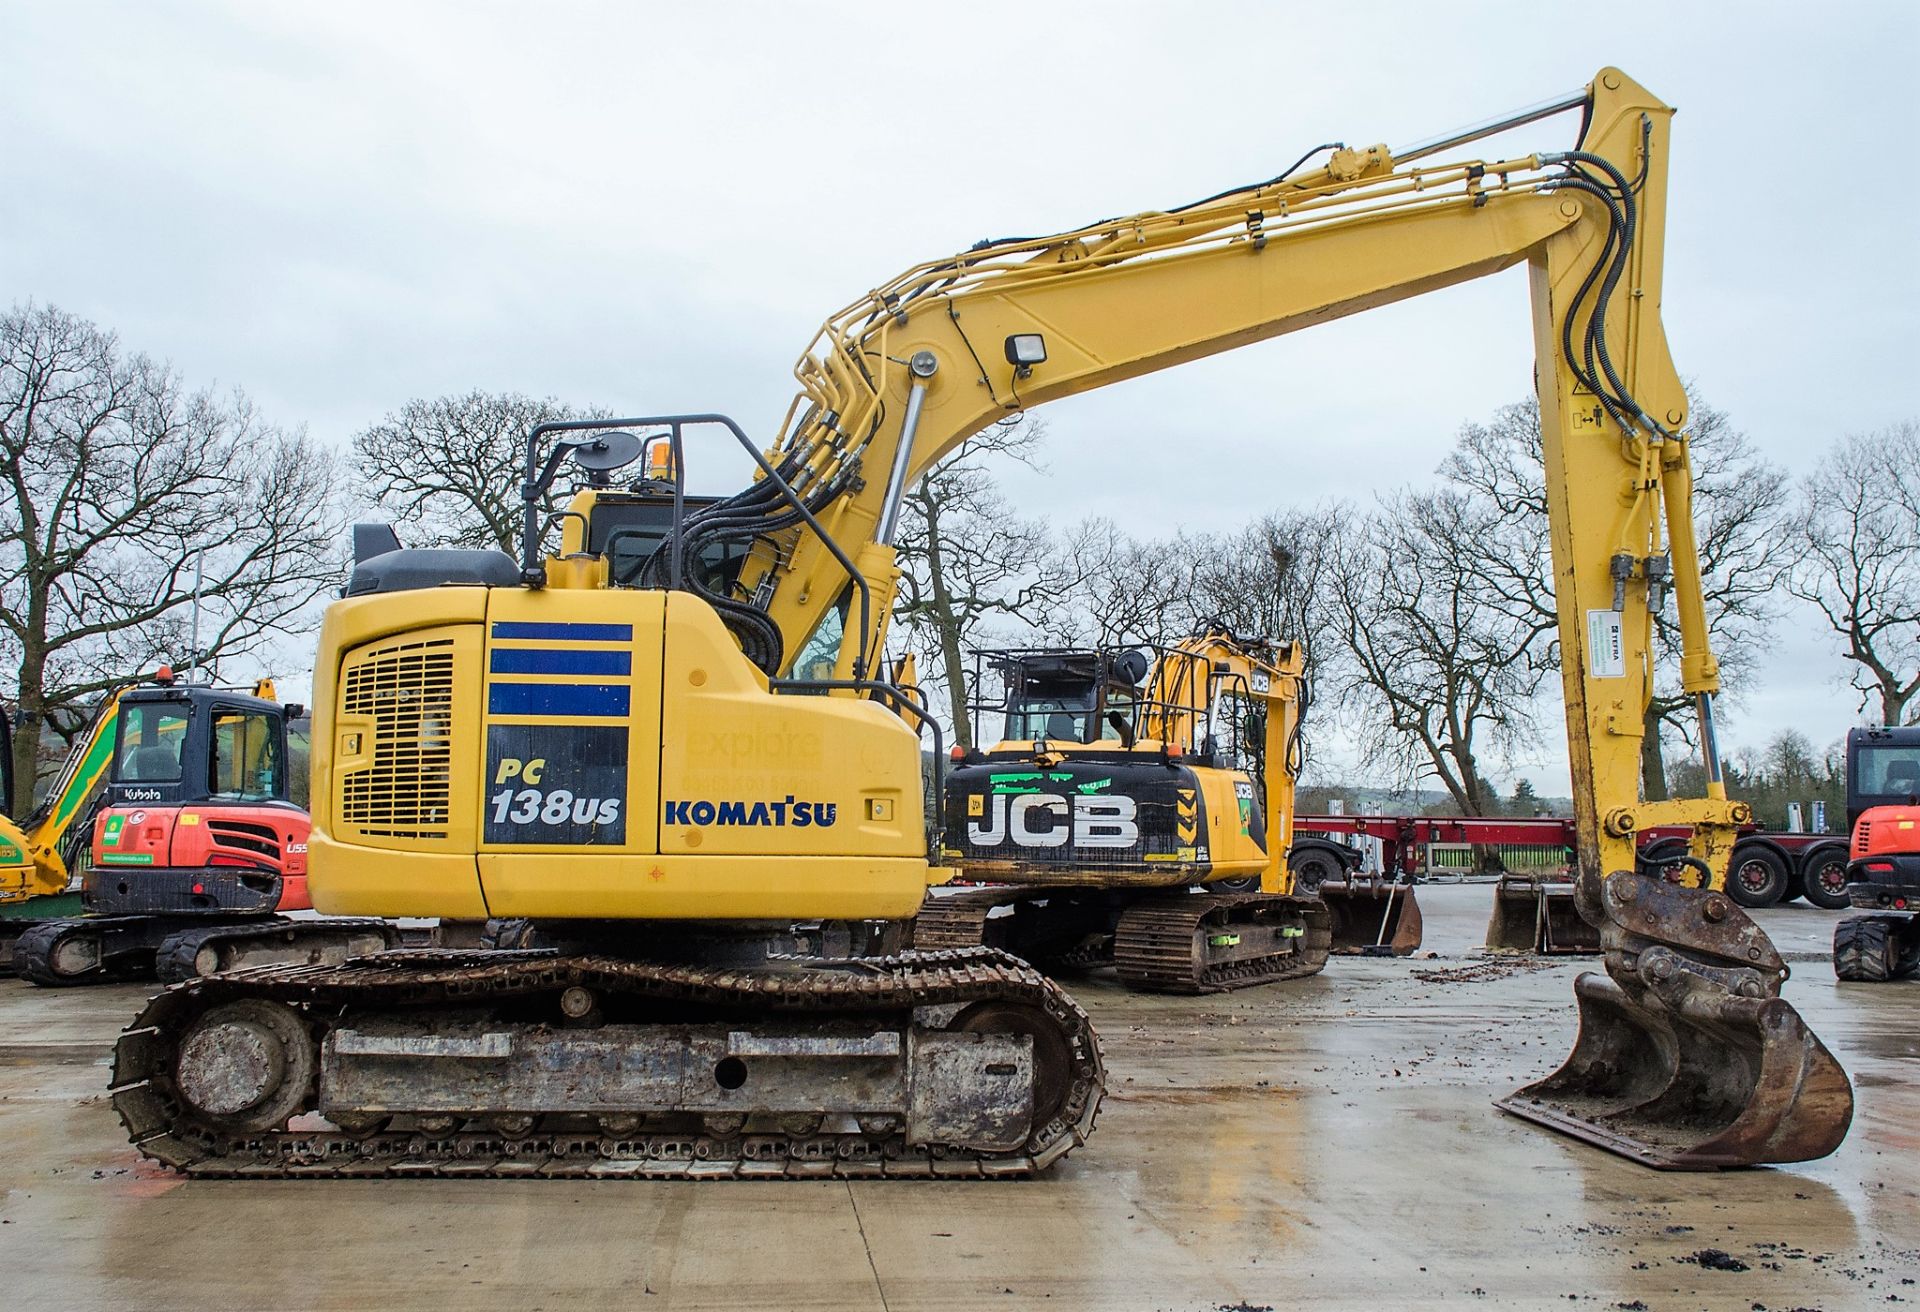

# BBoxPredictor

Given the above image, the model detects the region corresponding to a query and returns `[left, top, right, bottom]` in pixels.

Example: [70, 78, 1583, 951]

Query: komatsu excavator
[113, 68, 1852, 1178]
[917, 629, 1416, 988]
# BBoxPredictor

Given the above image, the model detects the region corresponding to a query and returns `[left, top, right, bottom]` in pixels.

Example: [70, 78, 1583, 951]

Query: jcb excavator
[113, 67, 1851, 1178]
[916, 629, 1418, 988]
[14, 672, 397, 985]
[1, 691, 125, 970]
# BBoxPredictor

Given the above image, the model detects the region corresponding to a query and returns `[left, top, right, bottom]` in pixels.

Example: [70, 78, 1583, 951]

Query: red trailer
[1287, 812, 1852, 955]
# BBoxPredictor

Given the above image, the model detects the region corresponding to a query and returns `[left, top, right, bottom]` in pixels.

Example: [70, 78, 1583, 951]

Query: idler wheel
[950, 1000, 1072, 1132]
[174, 1000, 316, 1132]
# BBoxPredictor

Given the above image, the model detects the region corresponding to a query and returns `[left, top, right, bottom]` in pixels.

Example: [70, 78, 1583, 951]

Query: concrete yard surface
[0, 886, 1914, 1311]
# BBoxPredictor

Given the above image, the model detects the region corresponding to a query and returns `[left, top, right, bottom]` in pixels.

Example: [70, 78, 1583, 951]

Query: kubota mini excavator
[1832, 726, 1920, 982]
[112, 67, 1851, 1178]
[917, 629, 1419, 989]
[13, 672, 396, 984]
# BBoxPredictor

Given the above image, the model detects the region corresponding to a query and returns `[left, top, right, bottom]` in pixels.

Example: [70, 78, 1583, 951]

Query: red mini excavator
[1833, 726, 1920, 982]
[12, 671, 395, 984]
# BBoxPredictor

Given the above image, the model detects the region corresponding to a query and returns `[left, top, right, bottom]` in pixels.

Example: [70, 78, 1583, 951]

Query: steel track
[152, 918, 399, 983]
[111, 946, 1104, 1179]
[1112, 893, 1331, 993]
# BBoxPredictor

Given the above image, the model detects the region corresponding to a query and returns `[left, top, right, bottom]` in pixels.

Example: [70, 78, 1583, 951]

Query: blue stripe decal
[488, 682, 631, 717]
[490, 621, 634, 642]
[489, 648, 632, 677]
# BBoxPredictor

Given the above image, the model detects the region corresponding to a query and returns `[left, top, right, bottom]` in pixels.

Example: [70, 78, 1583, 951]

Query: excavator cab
[86, 680, 302, 917]
[992, 649, 1145, 747]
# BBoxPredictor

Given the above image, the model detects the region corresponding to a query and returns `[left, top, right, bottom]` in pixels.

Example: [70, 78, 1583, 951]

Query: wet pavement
[0, 887, 1913, 1311]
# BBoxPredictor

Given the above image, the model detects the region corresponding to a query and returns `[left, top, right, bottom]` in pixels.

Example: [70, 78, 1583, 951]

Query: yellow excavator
[113, 67, 1851, 1178]
[916, 628, 1417, 987]
[1, 691, 126, 970]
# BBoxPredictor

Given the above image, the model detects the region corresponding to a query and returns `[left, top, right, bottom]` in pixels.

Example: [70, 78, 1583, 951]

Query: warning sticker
[1587, 609, 1626, 679]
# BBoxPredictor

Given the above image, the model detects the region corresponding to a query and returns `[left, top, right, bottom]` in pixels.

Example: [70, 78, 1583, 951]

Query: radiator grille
[1854, 820, 1871, 857]
[339, 637, 456, 839]
[206, 819, 281, 860]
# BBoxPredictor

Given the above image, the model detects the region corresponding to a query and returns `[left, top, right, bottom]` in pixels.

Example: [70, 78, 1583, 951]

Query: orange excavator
[13, 672, 395, 984]
[1832, 727, 1920, 982]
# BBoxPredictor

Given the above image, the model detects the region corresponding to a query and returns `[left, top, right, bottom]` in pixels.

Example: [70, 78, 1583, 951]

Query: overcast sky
[5, 2, 1916, 795]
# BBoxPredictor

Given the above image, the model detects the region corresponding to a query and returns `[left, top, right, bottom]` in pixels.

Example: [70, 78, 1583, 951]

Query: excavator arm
[718, 68, 1730, 893]
[0, 687, 126, 908]
[646, 68, 1851, 1168]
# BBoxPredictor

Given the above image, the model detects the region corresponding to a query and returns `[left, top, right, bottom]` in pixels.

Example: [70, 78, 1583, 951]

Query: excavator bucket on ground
[1484, 875, 1600, 954]
[1318, 877, 1423, 956]
[1498, 870, 1854, 1169]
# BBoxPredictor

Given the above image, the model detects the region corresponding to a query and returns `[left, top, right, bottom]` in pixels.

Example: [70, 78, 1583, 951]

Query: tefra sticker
[1586, 609, 1626, 679]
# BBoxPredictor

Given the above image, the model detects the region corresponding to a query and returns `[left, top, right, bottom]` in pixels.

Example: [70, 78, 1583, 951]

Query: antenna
[188, 552, 204, 679]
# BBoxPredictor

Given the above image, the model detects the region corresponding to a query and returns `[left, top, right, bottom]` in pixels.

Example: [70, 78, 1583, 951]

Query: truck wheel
[1290, 848, 1344, 895]
[1797, 844, 1853, 911]
[1725, 845, 1789, 908]
[1833, 916, 1896, 982]
[1211, 875, 1260, 894]
[1637, 838, 1686, 880]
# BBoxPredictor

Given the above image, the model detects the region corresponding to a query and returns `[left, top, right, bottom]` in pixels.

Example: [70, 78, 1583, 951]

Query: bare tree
[352, 391, 608, 552]
[0, 303, 343, 811]
[1441, 395, 1792, 797]
[892, 417, 1062, 748]
[1041, 518, 1199, 650]
[1788, 422, 1920, 726]
[1329, 490, 1549, 815]
[1186, 506, 1348, 692]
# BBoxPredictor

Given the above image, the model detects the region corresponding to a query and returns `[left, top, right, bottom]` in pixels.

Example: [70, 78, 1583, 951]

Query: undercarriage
[113, 944, 1105, 1179]
[14, 914, 399, 986]
[914, 887, 1331, 993]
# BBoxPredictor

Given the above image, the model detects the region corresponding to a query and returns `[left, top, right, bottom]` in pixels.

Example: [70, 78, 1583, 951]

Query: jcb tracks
[914, 889, 1117, 975]
[1113, 893, 1331, 993]
[913, 888, 1026, 950]
[111, 946, 1104, 1179]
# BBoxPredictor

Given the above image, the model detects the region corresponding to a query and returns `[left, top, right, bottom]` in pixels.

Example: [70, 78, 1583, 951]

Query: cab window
[209, 709, 282, 801]
[790, 587, 852, 682]
[116, 703, 188, 782]
[1859, 744, 1920, 797]
[286, 717, 312, 809]
[1005, 695, 1096, 743]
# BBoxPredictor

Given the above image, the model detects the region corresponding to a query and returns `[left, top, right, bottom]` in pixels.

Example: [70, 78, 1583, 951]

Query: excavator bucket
[1484, 875, 1600, 954]
[1319, 877, 1424, 956]
[1498, 870, 1854, 1169]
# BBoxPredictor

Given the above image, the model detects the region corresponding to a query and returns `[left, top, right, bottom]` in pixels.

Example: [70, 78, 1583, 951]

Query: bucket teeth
[1500, 870, 1854, 1169]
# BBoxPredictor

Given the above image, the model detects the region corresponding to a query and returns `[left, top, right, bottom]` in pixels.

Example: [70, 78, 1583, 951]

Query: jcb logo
[967, 793, 1138, 849]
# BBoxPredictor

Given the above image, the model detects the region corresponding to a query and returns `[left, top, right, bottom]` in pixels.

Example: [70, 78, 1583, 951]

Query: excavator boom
[674, 67, 1846, 1167]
